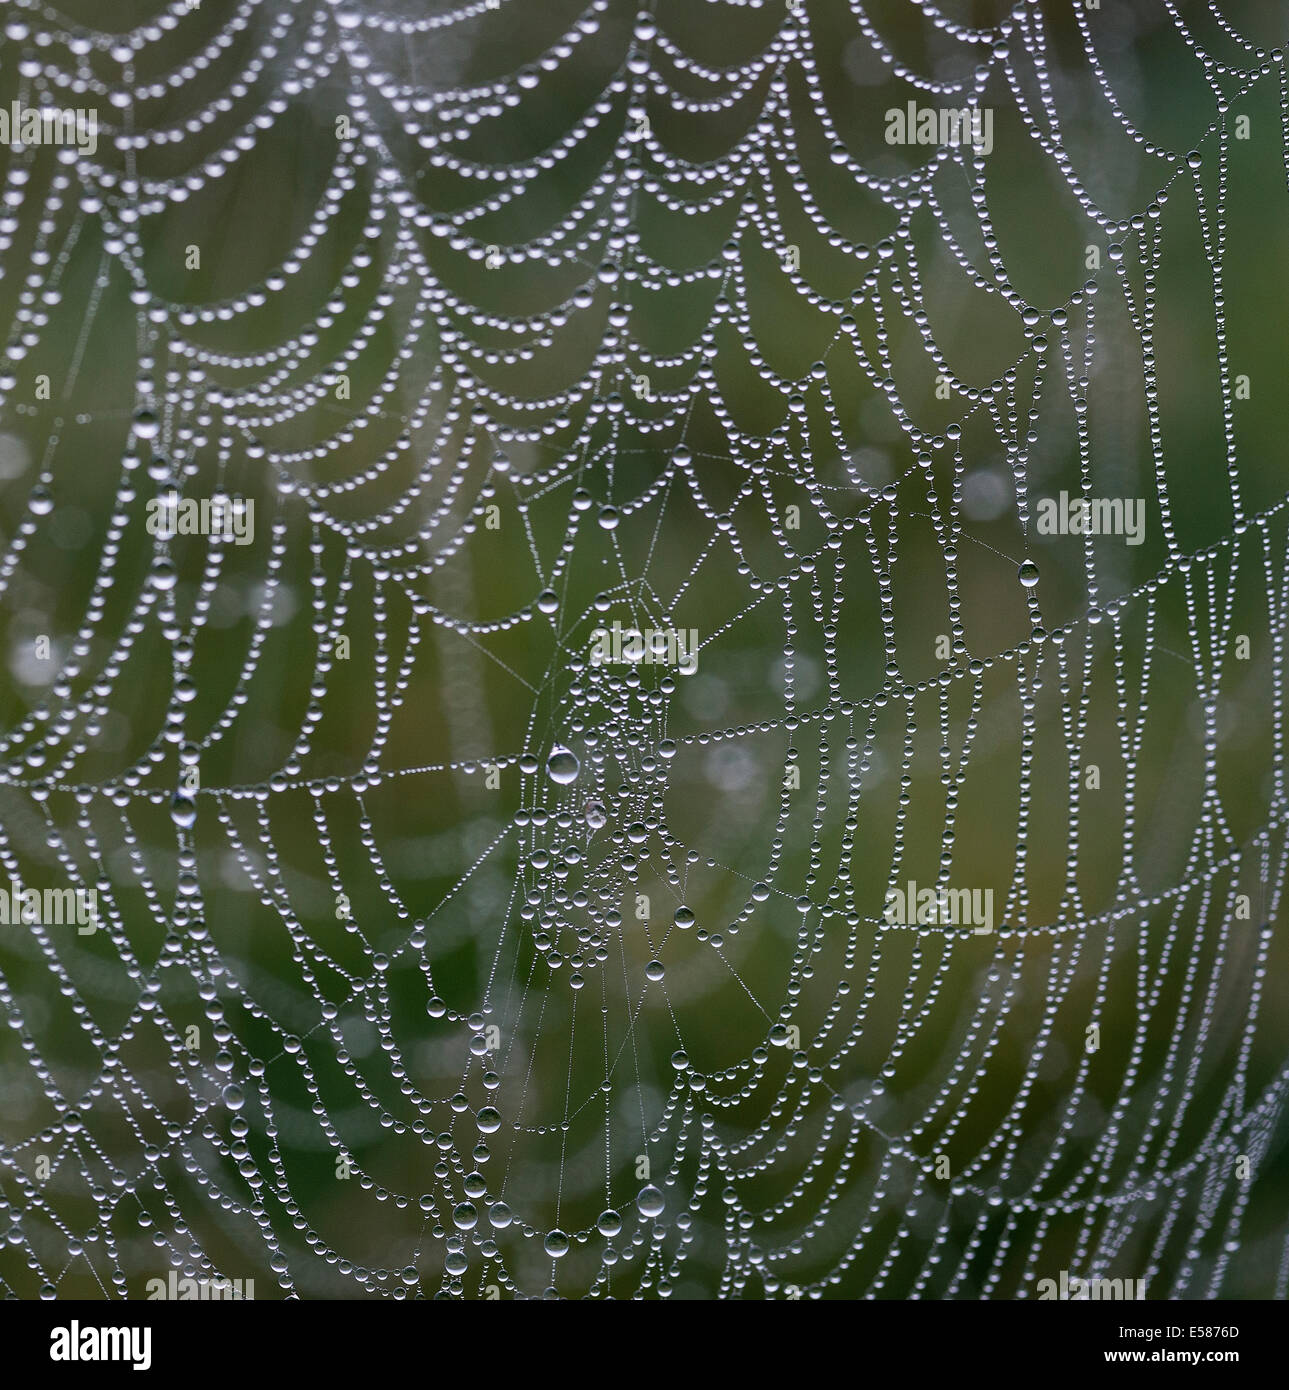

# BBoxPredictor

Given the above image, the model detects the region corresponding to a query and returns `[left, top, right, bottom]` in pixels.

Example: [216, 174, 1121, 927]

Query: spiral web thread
[1, 0, 1288, 1300]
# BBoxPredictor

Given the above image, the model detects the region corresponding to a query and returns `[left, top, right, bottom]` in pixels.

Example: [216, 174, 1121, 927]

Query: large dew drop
[546, 746, 580, 785]
[637, 1185, 665, 1218]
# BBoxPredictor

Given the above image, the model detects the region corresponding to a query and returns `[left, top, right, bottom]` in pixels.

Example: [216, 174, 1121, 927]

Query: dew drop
[546, 746, 580, 785]
[637, 1185, 665, 1218]
[132, 407, 160, 439]
[151, 558, 178, 592]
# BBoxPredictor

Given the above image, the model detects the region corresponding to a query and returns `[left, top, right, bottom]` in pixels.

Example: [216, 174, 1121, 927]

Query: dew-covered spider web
[2, 0, 1289, 1301]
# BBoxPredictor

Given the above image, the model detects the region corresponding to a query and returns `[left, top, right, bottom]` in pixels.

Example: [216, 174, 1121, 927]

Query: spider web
[2, 0, 1289, 1301]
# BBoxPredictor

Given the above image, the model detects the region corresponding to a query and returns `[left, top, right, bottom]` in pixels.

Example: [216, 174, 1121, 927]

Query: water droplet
[634, 1187, 665, 1224]
[132, 407, 160, 439]
[222, 1083, 244, 1110]
[171, 794, 196, 828]
[536, 588, 559, 614]
[546, 747, 579, 785]
[674, 906, 695, 929]
[544, 1228, 569, 1257]
[29, 486, 53, 515]
[597, 1209, 622, 1237]
[1018, 560, 1040, 588]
